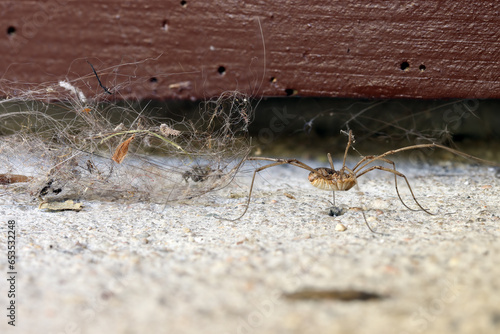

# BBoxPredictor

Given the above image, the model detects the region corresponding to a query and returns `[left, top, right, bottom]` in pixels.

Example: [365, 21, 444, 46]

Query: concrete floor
[1, 159, 499, 334]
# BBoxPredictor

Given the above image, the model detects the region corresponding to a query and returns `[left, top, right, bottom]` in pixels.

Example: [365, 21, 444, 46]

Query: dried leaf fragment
[168, 81, 192, 91]
[0, 174, 32, 185]
[114, 123, 125, 132]
[39, 200, 83, 212]
[284, 289, 384, 301]
[160, 124, 181, 137]
[112, 135, 135, 164]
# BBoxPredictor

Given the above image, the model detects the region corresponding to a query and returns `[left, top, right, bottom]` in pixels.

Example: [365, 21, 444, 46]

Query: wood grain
[1, 0, 500, 100]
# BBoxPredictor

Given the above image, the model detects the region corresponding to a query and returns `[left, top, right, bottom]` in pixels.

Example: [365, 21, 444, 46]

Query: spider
[228, 130, 499, 233]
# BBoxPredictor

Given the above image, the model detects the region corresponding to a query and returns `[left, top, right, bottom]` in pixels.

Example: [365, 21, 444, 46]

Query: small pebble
[371, 199, 389, 210]
[293, 233, 311, 240]
[335, 223, 347, 232]
[448, 257, 460, 267]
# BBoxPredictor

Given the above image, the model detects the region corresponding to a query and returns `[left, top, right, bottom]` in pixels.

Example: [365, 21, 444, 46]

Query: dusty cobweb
[0, 60, 256, 205]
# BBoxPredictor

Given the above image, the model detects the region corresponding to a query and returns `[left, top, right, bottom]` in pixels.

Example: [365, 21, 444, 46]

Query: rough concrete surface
[1, 159, 499, 334]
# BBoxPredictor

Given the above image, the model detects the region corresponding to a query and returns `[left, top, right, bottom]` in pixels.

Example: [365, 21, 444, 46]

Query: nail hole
[162, 20, 169, 31]
[419, 64, 426, 72]
[180, 0, 187, 7]
[150, 77, 158, 83]
[270, 77, 277, 83]
[400, 61, 410, 71]
[217, 66, 226, 76]
[285, 88, 297, 96]
[7, 26, 16, 36]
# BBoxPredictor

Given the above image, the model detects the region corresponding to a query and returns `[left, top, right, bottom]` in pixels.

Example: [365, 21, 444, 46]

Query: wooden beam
[1, 0, 500, 100]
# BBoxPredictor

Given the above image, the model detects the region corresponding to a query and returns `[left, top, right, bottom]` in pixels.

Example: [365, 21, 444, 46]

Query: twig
[87, 60, 112, 95]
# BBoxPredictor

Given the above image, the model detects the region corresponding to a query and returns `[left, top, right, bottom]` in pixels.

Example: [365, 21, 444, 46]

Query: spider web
[0, 59, 257, 205]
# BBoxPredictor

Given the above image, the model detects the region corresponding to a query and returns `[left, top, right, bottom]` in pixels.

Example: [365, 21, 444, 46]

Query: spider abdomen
[308, 168, 357, 191]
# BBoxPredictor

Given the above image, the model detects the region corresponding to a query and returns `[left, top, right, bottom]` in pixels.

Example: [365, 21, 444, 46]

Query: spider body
[308, 168, 357, 191]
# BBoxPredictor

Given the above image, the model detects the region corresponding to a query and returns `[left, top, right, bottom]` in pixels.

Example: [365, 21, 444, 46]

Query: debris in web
[0, 61, 254, 205]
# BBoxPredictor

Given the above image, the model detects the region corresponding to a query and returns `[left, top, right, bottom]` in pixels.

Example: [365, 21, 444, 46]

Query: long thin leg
[351, 154, 377, 174]
[342, 130, 354, 169]
[354, 155, 420, 212]
[356, 165, 432, 214]
[223, 158, 319, 221]
[360, 210, 386, 235]
[354, 143, 500, 174]
[247, 157, 320, 174]
[327, 153, 335, 170]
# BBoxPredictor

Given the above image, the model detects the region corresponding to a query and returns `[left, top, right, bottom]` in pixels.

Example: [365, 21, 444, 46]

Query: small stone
[371, 199, 389, 210]
[293, 233, 311, 240]
[335, 223, 347, 232]
[448, 257, 460, 267]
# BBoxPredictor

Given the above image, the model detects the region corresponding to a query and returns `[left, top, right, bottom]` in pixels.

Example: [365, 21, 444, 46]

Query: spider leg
[248, 157, 319, 174]
[354, 143, 500, 174]
[327, 153, 335, 170]
[224, 158, 319, 221]
[360, 210, 387, 235]
[351, 155, 376, 174]
[347, 143, 500, 217]
[354, 156, 420, 212]
[356, 165, 433, 214]
[341, 130, 354, 169]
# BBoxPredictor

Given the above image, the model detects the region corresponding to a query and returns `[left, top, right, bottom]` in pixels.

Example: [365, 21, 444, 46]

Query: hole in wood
[400, 61, 410, 71]
[285, 88, 297, 96]
[150, 77, 158, 83]
[419, 64, 426, 72]
[7, 26, 16, 36]
[180, 0, 187, 7]
[270, 77, 276, 83]
[162, 20, 169, 31]
[217, 66, 226, 76]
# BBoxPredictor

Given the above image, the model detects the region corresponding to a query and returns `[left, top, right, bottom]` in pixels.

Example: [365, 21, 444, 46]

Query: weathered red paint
[1, 1, 500, 100]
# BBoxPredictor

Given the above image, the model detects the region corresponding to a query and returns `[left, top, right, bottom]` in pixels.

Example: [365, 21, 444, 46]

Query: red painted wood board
[1, 1, 500, 100]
